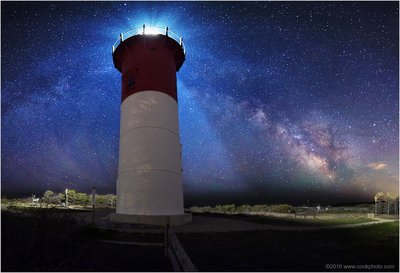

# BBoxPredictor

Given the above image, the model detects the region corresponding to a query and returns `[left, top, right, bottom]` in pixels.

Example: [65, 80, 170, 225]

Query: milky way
[1, 1, 398, 205]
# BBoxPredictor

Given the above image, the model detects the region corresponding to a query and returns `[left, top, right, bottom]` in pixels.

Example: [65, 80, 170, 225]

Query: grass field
[1, 208, 171, 272]
[195, 212, 376, 226]
[2, 207, 398, 271]
[177, 222, 399, 271]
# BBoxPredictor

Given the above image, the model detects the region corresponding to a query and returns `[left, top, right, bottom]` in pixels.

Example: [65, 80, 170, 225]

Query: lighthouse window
[127, 76, 135, 89]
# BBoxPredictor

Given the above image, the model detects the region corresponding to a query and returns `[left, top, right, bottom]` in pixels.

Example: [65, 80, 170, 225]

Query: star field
[1, 1, 398, 205]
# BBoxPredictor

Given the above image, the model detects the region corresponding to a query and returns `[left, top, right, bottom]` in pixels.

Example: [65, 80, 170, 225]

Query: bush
[189, 203, 294, 214]
[251, 204, 269, 212]
[75, 193, 90, 206]
[107, 195, 117, 208]
[67, 190, 77, 205]
[189, 206, 213, 213]
[42, 191, 60, 205]
[237, 204, 252, 213]
[96, 195, 108, 207]
[270, 204, 294, 213]
[1, 196, 10, 204]
[92, 194, 116, 208]
[219, 204, 236, 213]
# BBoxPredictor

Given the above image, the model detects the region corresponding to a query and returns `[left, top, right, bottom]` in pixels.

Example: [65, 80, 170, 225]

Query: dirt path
[172, 216, 395, 233]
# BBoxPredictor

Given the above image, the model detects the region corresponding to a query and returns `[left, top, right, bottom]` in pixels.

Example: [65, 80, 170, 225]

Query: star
[1, 1, 398, 204]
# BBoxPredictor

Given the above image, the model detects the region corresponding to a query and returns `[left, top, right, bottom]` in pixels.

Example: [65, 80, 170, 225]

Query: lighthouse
[111, 25, 191, 225]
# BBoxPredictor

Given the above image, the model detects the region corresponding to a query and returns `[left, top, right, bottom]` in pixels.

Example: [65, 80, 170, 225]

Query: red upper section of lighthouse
[112, 27, 185, 102]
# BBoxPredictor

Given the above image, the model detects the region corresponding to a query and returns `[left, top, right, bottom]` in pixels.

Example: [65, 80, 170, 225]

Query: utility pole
[65, 188, 69, 208]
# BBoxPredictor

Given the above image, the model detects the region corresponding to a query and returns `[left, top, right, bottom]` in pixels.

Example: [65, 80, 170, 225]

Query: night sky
[1, 1, 399, 205]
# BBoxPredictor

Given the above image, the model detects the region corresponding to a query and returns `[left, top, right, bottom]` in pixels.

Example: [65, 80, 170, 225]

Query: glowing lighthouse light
[111, 24, 191, 225]
[142, 26, 163, 35]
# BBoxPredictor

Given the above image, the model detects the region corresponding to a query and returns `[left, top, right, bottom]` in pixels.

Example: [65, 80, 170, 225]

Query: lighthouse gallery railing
[112, 25, 185, 54]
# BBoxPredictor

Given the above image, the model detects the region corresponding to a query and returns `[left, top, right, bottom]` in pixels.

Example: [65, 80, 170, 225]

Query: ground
[1, 206, 398, 271]
[1, 207, 171, 272]
[177, 221, 398, 272]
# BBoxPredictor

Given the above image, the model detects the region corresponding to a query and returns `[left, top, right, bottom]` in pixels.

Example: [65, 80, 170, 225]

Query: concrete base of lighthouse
[110, 213, 192, 226]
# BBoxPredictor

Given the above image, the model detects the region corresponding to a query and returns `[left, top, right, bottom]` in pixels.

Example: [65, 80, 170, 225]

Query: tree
[52, 194, 61, 205]
[108, 195, 117, 208]
[75, 192, 90, 206]
[93, 194, 117, 208]
[96, 195, 108, 207]
[42, 190, 64, 205]
[67, 190, 77, 205]
[42, 190, 55, 204]
[58, 193, 66, 203]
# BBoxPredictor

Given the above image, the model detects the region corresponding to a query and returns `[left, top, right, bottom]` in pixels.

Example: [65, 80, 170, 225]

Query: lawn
[1, 209, 171, 271]
[2, 206, 397, 272]
[177, 222, 399, 271]
[194, 212, 376, 226]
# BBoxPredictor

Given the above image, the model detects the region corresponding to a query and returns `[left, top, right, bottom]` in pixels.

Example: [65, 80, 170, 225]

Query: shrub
[42, 191, 61, 205]
[75, 193, 90, 206]
[67, 190, 77, 205]
[220, 204, 236, 213]
[1, 196, 10, 204]
[251, 204, 269, 212]
[237, 204, 252, 213]
[188, 203, 295, 214]
[96, 195, 108, 207]
[107, 195, 117, 208]
[270, 204, 294, 213]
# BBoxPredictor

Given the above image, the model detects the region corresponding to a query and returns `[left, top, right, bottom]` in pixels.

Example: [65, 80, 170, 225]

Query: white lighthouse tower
[111, 25, 191, 225]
